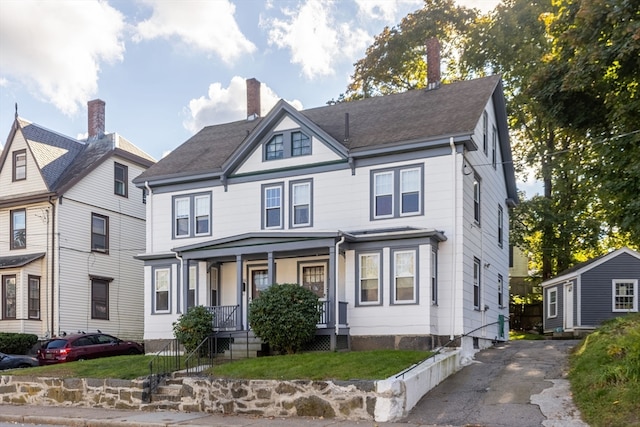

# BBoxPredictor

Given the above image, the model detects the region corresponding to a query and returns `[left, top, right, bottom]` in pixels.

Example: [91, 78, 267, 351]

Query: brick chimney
[87, 99, 105, 139]
[426, 37, 441, 90]
[246, 78, 261, 120]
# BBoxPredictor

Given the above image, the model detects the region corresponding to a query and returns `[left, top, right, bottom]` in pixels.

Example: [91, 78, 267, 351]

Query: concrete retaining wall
[0, 349, 461, 422]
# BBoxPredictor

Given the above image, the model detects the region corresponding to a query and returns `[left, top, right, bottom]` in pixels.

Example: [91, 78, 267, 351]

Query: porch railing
[317, 300, 348, 327]
[205, 305, 239, 330]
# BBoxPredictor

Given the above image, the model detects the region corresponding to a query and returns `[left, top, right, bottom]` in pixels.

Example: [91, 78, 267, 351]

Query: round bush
[249, 283, 319, 354]
[172, 306, 214, 354]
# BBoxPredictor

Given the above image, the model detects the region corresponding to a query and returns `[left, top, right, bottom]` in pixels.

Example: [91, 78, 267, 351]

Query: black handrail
[183, 336, 216, 374]
[147, 339, 181, 399]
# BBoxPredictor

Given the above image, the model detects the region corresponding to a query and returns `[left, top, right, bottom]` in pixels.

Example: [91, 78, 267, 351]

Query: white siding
[0, 132, 48, 196]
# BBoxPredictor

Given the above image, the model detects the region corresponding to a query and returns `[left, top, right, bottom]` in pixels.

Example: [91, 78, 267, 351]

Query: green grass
[509, 330, 545, 340]
[209, 350, 432, 380]
[3, 350, 432, 381]
[569, 313, 640, 427]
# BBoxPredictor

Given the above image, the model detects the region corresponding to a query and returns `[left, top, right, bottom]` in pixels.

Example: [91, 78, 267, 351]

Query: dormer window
[13, 150, 26, 181]
[266, 135, 284, 160]
[264, 130, 311, 161]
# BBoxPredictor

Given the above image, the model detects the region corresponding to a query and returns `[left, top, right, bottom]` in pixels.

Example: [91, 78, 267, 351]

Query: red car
[37, 333, 143, 365]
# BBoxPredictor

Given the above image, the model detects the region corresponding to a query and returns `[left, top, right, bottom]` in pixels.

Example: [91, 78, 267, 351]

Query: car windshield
[45, 339, 68, 349]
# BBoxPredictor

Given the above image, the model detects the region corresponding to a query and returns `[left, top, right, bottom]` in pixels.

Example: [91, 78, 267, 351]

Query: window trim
[28, 275, 40, 319]
[391, 248, 418, 305]
[290, 179, 313, 228]
[431, 249, 438, 305]
[356, 252, 382, 306]
[13, 149, 26, 181]
[498, 274, 504, 308]
[187, 265, 197, 310]
[263, 130, 312, 161]
[2, 275, 17, 320]
[265, 134, 284, 160]
[114, 162, 128, 197]
[482, 111, 488, 155]
[91, 277, 110, 320]
[473, 257, 481, 310]
[473, 176, 481, 225]
[612, 279, 638, 312]
[10, 208, 26, 250]
[371, 164, 424, 220]
[262, 183, 284, 229]
[91, 213, 109, 254]
[291, 131, 311, 157]
[547, 288, 558, 318]
[172, 192, 212, 239]
[153, 267, 171, 314]
[498, 205, 504, 247]
[298, 260, 328, 298]
[491, 125, 497, 169]
[194, 194, 211, 237]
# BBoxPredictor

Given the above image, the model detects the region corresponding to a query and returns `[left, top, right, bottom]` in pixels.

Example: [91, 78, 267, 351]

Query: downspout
[335, 233, 345, 336]
[144, 181, 153, 253]
[174, 251, 184, 314]
[449, 138, 457, 341]
[47, 197, 56, 336]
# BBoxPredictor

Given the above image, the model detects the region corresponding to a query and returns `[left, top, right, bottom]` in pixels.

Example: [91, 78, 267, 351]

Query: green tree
[248, 283, 319, 354]
[172, 306, 213, 354]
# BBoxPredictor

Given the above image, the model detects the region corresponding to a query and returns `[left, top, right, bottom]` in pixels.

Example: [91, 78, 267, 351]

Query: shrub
[172, 306, 214, 354]
[249, 283, 319, 354]
[0, 332, 39, 354]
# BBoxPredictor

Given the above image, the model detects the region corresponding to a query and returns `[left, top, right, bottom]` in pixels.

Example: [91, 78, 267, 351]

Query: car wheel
[17, 363, 31, 369]
[127, 348, 140, 355]
[77, 357, 87, 361]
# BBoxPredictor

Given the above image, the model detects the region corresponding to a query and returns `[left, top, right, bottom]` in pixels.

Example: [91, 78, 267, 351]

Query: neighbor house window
[114, 162, 128, 197]
[498, 205, 504, 247]
[10, 209, 26, 249]
[431, 249, 438, 304]
[547, 288, 557, 318]
[612, 280, 638, 312]
[498, 274, 504, 308]
[263, 183, 283, 229]
[393, 249, 417, 304]
[358, 253, 381, 305]
[473, 176, 481, 224]
[173, 193, 211, 238]
[28, 276, 40, 319]
[292, 132, 311, 156]
[91, 278, 109, 320]
[154, 268, 170, 312]
[13, 150, 26, 181]
[265, 134, 284, 160]
[492, 126, 497, 169]
[91, 213, 109, 253]
[482, 111, 488, 155]
[2, 275, 17, 319]
[371, 165, 423, 219]
[473, 257, 481, 310]
[290, 180, 312, 227]
[301, 264, 326, 298]
[187, 265, 197, 310]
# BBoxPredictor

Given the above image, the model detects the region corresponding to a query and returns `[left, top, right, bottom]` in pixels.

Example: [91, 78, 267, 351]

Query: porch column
[236, 255, 243, 329]
[328, 244, 337, 351]
[267, 251, 275, 285]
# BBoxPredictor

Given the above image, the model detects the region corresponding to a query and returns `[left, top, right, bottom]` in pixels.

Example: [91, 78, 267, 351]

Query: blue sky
[2, 0, 525, 179]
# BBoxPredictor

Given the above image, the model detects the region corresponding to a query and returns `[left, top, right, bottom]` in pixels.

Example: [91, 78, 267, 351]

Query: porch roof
[0, 252, 46, 269]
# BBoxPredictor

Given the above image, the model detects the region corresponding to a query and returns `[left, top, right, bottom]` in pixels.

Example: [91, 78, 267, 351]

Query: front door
[247, 269, 269, 329]
[564, 283, 574, 330]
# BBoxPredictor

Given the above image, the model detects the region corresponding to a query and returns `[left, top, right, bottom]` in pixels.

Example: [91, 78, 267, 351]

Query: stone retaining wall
[0, 349, 461, 422]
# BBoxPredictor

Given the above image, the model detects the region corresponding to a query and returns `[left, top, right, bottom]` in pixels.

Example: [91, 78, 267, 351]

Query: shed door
[564, 283, 574, 330]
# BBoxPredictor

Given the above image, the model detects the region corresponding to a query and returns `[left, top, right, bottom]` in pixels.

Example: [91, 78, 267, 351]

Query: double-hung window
[2, 275, 16, 319]
[547, 288, 557, 318]
[358, 253, 381, 305]
[498, 274, 504, 308]
[91, 278, 109, 320]
[612, 280, 638, 312]
[13, 150, 26, 181]
[498, 205, 504, 247]
[154, 268, 170, 313]
[372, 165, 423, 219]
[263, 183, 283, 229]
[290, 180, 312, 227]
[266, 135, 284, 160]
[482, 111, 488, 155]
[473, 257, 481, 310]
[473, 176, 481, 224]
[492, 126, 497, 169]
[173, 193, 211, 238]
[393, 249, 417, 304]
[91, 213, 109, 253]
[114, 162, 128, 197]
[431, 249, 438, 304]
[28, 276, 40, 319]
[10, 209, 26, 250]
[187, 265, 197, 310]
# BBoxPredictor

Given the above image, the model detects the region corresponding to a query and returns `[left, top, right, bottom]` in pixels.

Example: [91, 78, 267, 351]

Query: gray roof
[0, 252, 45, 268]
[135, 76, 505, 186]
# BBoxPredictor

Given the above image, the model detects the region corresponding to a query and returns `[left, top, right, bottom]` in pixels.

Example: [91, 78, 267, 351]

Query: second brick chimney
[88, 99, 105, 139]
[426, 37, 441, 90]
[246, 78, 261, 120]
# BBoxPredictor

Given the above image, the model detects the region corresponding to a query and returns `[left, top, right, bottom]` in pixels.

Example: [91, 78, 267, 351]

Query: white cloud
[133, 0, 256, 64]
[354, 0, 421, 21]
[0, 0, 125, 115]
[183, 76, 303, 134]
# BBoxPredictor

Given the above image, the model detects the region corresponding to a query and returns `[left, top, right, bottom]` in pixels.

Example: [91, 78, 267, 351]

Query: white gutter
[144, 181, 153, 253]
[449, 137, 457, 341]
[335, 233, 346, 336]
[174, 251, 184, 314]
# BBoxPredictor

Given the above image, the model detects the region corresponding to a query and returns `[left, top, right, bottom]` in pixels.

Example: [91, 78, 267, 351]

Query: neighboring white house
[134, 65, 518, 352]
[0, 100, 155, 341]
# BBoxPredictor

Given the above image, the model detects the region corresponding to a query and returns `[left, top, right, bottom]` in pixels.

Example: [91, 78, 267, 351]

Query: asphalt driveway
[402, 339, 587, 427]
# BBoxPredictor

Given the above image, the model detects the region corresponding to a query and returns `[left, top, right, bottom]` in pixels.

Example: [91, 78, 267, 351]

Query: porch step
[151, 382, 183, 403]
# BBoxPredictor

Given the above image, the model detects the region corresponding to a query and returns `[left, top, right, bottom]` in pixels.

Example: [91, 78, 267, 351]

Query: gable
[234, 114, 345, 176]
[0, 128, 49, 198]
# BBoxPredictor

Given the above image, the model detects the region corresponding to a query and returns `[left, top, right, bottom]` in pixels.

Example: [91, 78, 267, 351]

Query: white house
[0, 100, 154, 341]
[134, 65, 518, 353]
